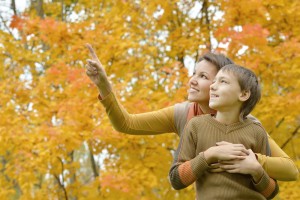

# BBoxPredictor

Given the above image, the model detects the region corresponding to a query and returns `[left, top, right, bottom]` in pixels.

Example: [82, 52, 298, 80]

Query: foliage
[0, 0, 299, 199]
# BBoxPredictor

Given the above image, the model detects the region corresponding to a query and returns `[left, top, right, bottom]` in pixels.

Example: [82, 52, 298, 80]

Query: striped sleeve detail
[169, 162, 186, 190]
[169, 117, 209, 190]
[169, 155, 208, 190]
[252, 171, 279, 199]
[178, 161, 196, 185]
[190, 152, 209, 177]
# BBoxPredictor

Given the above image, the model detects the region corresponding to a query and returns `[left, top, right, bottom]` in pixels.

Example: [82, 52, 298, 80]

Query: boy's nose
[210, 83, 216, 90]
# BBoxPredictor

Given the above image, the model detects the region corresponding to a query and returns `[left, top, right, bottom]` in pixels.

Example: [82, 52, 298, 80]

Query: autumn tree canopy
[0, 0, 299, 199]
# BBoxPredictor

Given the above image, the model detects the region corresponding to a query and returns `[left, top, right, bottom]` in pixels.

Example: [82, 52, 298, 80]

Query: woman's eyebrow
[195, 71, 208, 75]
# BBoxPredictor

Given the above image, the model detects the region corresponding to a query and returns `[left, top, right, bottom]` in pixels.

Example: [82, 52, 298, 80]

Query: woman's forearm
[257, 135, 299, 181]
[99, 92, 177, 135]
[257, 153, 299, 181]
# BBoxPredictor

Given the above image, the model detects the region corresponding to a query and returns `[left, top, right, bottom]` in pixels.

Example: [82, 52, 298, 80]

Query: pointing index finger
[86, 43, 99, 61]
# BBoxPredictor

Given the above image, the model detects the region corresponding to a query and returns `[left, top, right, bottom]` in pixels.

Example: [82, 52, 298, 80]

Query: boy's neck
[198, 103, 216, 114]
[214, 109, 241, 125]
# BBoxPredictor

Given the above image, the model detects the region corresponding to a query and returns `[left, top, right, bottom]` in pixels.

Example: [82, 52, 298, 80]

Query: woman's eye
[200, 74, 207, 79]
[221, 80, 227, 83]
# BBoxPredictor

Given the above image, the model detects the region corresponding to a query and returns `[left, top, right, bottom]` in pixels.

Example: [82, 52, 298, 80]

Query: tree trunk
[11, 0, 17, 16]
[201, 0, 212, 51]
[31, 0, 44, 18]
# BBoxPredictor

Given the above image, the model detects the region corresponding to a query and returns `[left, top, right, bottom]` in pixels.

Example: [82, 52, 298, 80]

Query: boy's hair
[198, 52, 234, 71]
[221, 64, 261, 121]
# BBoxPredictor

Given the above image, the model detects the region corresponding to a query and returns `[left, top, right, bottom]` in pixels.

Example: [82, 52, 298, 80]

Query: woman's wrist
[97, 81, 112, 98]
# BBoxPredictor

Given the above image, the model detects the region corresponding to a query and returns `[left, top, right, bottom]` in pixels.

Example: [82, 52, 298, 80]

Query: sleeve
[169, 120, 209, 190]
[252, 125, 279, 199]
[256, 134, 299, 181]
[98, 92, 177, 135]
[252, 171, 279, 200]
[247, 115, 299, 181]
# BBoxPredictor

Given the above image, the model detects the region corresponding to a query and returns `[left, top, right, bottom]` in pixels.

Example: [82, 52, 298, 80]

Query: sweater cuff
[256, 153, 267, 167]
[252, 170, 270, 192]
[190, 152, 209, 178]
[98, 92, 114, 103]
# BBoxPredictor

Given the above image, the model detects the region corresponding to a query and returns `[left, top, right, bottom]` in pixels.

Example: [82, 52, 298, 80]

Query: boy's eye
[221, 80, 228, 83]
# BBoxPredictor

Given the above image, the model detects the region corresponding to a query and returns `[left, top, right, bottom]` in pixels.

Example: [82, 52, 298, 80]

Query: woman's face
[188, 60, 218, 104]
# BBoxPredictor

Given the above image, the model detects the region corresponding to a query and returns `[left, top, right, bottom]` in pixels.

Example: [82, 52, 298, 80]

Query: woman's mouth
[188, 87, 199, 93]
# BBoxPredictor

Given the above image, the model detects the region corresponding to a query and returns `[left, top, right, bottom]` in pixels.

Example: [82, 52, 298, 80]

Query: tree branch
[281, 125, 300, 149]
[88, 142, 99, 177]
[56, 156, 69, 200]
[0, 14, 14, 36]
[269, 117, 285, 135]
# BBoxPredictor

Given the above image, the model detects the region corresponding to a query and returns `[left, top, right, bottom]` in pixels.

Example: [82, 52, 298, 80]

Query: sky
[10, 0, 28, 12]
[0, 0, 28, 12]
[16, 0, 27, 11]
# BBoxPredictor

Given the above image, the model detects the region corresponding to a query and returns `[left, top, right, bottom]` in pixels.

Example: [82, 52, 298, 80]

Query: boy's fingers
[216, 141, 232, 146]
[241, 149, 250, 155]
[209, 163, 220, 168]
[220, 165, 235, 170]
[209, 168, 224, 173]
[219, 160, 234, 164]
[226, 169, 238, 174]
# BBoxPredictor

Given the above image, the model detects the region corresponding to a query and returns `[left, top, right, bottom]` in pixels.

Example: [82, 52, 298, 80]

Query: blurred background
[0, 0, 299, 199]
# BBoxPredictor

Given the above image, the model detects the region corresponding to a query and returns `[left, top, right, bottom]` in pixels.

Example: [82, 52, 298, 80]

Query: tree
[0, 0, 299, 199]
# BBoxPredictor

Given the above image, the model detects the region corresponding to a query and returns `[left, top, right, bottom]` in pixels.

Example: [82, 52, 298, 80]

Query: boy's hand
[219, 149, 264, 182]
[204, 141, 249, 164]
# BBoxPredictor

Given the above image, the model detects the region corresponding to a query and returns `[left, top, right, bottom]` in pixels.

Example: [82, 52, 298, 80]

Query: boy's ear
[239, 90, 251, 102]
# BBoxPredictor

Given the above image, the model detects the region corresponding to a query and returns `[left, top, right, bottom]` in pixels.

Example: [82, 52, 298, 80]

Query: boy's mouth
[210, 94, 219, 98]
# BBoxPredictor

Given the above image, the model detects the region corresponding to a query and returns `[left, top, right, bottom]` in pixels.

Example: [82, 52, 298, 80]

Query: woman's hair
[198, 52, 234, 71]
[221, 64, 261, 121]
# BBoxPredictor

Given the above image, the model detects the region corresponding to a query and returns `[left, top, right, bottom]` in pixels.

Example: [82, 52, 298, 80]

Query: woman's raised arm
[85, 44, 177, 135]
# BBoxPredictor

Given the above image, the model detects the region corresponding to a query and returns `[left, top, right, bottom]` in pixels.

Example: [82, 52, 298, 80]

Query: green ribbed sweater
[169, 114, 275, 200]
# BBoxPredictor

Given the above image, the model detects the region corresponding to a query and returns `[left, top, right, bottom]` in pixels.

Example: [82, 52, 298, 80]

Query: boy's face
[209, 70, 244, 111]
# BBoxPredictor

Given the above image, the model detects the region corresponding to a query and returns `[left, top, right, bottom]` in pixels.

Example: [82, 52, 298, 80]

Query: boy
[169, 64, 278, 199]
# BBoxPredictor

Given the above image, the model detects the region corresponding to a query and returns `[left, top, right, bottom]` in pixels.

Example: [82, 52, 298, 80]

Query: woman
[85, 43, 298, 182]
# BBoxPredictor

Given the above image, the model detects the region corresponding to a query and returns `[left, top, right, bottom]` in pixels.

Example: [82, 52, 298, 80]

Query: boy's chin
[209, 102, 219, 110]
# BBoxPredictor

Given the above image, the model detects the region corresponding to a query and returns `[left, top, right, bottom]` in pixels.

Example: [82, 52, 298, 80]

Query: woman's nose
[189, 77, 198, 86]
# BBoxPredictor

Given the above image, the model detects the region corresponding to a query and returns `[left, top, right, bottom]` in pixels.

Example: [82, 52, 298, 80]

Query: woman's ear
[239, 90, 251, 102]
